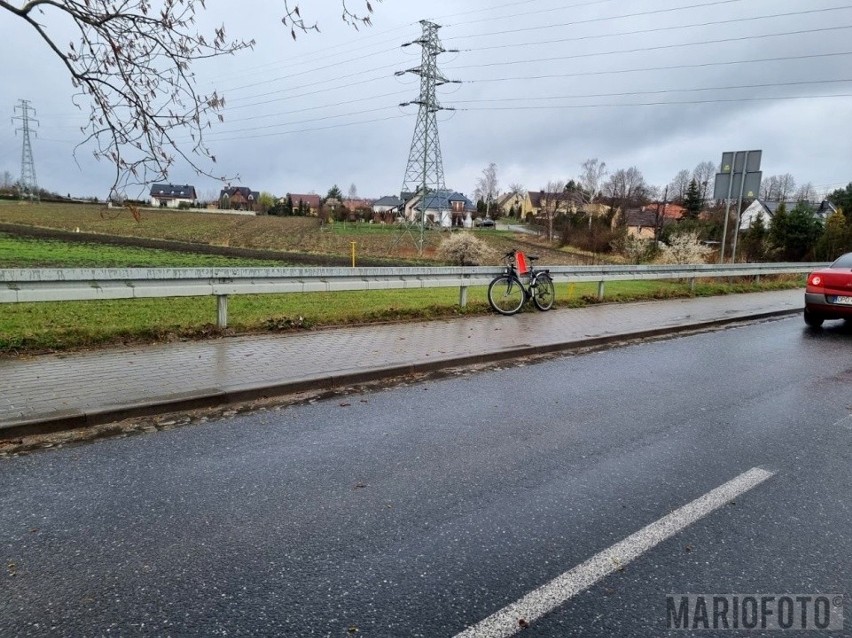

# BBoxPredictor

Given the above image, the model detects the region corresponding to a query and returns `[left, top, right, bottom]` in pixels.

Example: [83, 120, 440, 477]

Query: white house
[739, 199, 837, 230]
[149, 183, 197, 208]
[402, 190, 476, 228]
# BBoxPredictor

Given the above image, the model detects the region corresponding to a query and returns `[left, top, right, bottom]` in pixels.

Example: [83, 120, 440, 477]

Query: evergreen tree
[683, 179, 702, 219]
[741, 211, 768, 261]
[770, 202, 823, 260]
[815, 210, 847, 260]
[326, 185, 343, 201]
[828, 183, 852, 214]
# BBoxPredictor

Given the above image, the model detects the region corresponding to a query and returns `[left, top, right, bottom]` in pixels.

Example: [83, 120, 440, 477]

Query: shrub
[621, 234, 651, 263]
[658, 231, 713, 264]
[436, 232, 497, 266]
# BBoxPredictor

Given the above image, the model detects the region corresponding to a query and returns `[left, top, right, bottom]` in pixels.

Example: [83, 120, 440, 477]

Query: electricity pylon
[396, 20, 458, 254]
[13, 99, 39, 201]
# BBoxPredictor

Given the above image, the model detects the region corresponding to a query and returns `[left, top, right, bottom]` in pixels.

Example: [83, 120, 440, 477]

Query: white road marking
[833, 414, 852, 430]
[454, 467, 775, 638]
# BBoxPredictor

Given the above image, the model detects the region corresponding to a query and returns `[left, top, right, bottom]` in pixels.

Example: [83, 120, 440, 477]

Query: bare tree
[578, 158, 607, 205]
[540, 179, 566, 242]
[474, 162, 499, 218]
[761, 175, 780, 201]
[692, 161, 716, 202]
[795, 182, 817, 202]
[668, 169, 691, 203]
[348, 183, 358, 201]
[777, 173, 796, 201]
[603, 166, 648, 215]
[1, 1, 380, 196]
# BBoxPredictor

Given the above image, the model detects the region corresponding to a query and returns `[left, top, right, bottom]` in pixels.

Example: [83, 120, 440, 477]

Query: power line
[223, 23, 852, 112]
[202, 106, 400, 139]
[225, 63, 400, 104]
[443, 0, 750, 40]
[216, 90, 410, 127]
[467, 50, 852, 84]
[200, 77, 852, 139]
[213, 0, 591, 82]
[219, 0, 788, 95]
[466, 6, 852, 53]
[438, 0, 616, 25]
[449, 93, 852, 112]
[222, 45, 404, 93]
[447, 25, 852, 70]
[198, 114, 409, 144]
[450, 78, 852, 104]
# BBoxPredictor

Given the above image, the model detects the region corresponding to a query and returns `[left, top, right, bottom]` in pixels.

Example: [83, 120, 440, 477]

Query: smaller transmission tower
[13, 99, 39, 201]
[396, 20, 458, 253]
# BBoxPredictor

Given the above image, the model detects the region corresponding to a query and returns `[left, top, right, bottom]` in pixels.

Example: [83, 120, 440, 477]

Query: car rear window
[831, 253, 852, 268]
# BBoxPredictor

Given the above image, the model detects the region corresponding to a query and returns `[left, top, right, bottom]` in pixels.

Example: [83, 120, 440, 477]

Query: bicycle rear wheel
[488, 275, 525, 315]
[532, 274, 555, 311]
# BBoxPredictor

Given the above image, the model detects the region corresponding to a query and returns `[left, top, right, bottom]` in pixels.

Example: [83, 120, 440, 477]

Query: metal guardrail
[0, 263, 820, 328]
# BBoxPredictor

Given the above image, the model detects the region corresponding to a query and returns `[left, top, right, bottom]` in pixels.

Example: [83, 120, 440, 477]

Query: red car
[804, 252, 852, 327]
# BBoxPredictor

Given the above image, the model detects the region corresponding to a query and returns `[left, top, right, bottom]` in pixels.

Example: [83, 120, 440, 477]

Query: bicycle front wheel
[532, 275, 555, 311]
[488, 275, 525, 315]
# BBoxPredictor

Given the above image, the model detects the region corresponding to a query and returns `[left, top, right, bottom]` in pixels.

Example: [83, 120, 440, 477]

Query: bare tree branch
[282, 0, 380, 39]
[2, 0, 381, 197]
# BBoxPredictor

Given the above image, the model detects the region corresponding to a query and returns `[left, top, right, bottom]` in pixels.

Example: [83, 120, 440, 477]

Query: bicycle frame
[501, 256, 549, 300]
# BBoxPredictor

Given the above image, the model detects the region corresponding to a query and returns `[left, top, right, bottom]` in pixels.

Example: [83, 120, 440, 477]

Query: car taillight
[810, 275, 822, 286]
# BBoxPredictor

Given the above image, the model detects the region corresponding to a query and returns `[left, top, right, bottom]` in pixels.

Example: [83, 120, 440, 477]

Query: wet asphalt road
[1, 316, 850, 637]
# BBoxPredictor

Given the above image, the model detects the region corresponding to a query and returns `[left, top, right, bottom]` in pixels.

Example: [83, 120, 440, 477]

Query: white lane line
[455, 467, 775, 638]
[833, 414, 852, 430]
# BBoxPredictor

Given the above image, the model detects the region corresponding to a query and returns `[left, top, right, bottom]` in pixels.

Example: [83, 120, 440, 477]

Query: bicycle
[487, 249, 555, 315]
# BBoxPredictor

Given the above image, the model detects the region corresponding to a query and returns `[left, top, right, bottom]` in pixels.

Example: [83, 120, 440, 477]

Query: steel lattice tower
[13, 99, 39, 200]
[397, 20, 457, 251]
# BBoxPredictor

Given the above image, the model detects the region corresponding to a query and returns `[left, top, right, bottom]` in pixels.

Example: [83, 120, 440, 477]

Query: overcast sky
[1, 0, 851, 201]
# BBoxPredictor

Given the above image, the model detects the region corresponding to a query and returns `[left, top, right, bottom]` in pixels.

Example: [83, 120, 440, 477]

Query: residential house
[219, 186, 260, 212]
[641, 202, 686, 221]
[525, 190, 584, 219]
[496, 192, 528, 217]
[624, 208, 674, 240]
[345, 198, 374, 212]
[403, 189, 476, 228]
[739, 199, 837, 230]
[324, 197, 343, 218]
[288, 193, 322, 215]
[149, 183, 197, 208]
[372, 195, 404, 223]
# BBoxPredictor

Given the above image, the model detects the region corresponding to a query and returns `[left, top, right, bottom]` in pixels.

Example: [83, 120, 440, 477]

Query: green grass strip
[0, 277, 804, 355]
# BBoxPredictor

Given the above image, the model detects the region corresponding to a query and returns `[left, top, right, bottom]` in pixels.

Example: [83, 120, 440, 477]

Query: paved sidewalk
[0, 290, 803, 436]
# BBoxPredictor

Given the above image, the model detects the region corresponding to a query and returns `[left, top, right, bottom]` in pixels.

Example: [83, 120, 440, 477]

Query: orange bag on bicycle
[515, 251, 530, 275]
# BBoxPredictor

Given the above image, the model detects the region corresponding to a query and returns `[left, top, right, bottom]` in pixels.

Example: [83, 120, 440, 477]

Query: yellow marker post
[351, 241, 356, 268]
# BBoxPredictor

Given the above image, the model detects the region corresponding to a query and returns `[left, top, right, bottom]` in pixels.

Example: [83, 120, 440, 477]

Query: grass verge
[0, 277, 804, 355]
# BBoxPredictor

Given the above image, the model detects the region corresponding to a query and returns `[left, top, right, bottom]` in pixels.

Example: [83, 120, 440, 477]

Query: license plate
[832, 296, 852, 305]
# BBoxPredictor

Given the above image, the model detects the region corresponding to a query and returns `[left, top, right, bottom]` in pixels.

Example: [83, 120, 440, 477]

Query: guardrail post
[755, 273, 761, 284]
[597, 280, 605, 300]
[459, 285, 468, 308]
[689, 277, 696, 293]
[217, 295, 229, 329]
